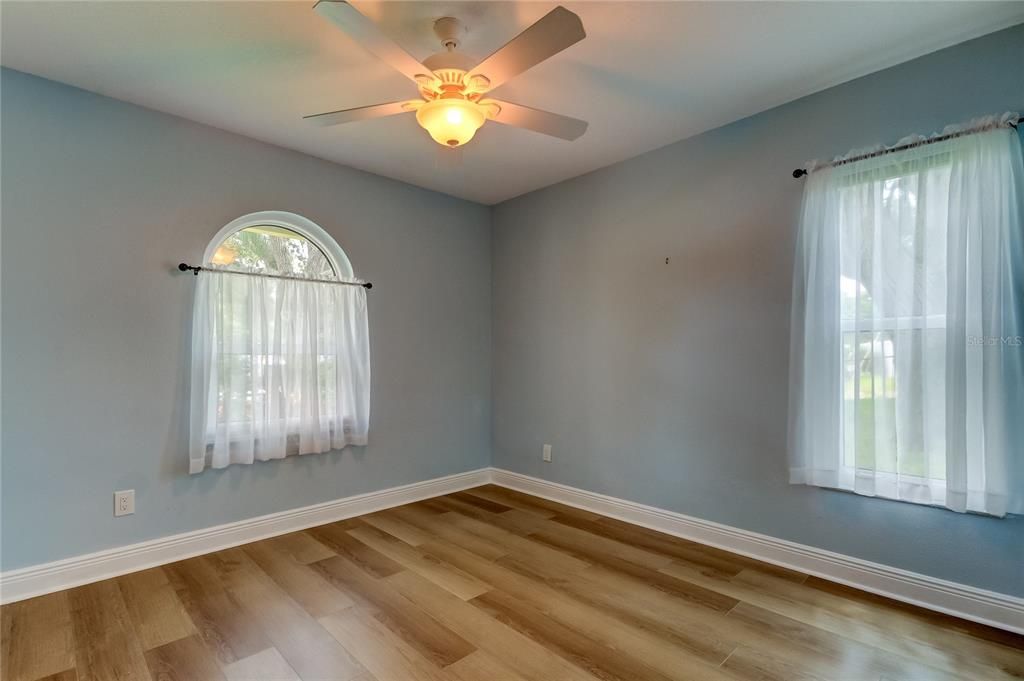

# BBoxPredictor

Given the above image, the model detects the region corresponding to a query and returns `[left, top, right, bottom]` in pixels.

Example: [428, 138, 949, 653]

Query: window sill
[790, 467, 1011, 517]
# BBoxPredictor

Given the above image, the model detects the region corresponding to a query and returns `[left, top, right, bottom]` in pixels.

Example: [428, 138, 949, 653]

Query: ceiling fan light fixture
[415, 98, 486, 148]
[308, 4, 588, 147]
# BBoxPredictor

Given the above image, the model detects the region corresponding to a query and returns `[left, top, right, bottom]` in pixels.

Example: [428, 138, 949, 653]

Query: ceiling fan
[305, 1, 588, 148]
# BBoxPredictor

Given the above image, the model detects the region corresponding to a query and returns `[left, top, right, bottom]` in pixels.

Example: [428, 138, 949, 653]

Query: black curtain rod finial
[178, 262, 201, 275]
[792, 168, 808, 178]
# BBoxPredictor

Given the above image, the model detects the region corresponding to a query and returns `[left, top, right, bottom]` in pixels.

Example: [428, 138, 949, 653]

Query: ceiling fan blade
[314, 0, 435, 86]
[465, 6, 585, 92]
[304, 100, 418, 127]
[485, 100, 588, 141]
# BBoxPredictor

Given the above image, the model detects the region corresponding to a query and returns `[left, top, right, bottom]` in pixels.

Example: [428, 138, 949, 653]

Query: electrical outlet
[114, 490, 135, 517]
[543, 444, 552, 462]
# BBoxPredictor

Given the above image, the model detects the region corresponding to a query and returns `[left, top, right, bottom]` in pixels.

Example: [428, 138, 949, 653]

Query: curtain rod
[178, 263, 372, 289]
[792, 118, 1019, 179]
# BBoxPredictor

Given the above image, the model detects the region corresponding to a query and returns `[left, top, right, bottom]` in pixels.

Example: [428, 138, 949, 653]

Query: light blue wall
[492, 24, 1024, 596]
[1, 68, 492, 570]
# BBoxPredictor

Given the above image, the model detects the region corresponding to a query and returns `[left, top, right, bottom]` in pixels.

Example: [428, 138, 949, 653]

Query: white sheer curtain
[788, 116, 1024, 516]
[189, 270, 370, 473]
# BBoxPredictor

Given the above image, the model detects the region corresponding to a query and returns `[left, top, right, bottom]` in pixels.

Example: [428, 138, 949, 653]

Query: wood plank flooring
[2, 485, 1021, 681]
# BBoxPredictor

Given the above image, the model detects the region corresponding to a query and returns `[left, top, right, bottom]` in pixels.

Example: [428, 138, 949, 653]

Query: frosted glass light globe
[416, 98, 487, 147]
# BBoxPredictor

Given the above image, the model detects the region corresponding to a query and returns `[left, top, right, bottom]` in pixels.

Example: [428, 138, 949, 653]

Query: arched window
[204, 211, 354, 279]
[188, 212, 370, 474]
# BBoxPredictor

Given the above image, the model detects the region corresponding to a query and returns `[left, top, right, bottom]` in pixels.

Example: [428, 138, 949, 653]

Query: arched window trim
[203, 211, 354, 279]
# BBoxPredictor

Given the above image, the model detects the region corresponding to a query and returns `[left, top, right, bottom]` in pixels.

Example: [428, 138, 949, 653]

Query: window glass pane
[838, 163, 949, 483]
[210, 226, 336, 279]
[838, 167, 949, 324]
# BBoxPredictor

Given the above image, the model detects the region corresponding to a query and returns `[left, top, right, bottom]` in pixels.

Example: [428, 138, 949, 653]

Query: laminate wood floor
[2, 485, 1021, 681]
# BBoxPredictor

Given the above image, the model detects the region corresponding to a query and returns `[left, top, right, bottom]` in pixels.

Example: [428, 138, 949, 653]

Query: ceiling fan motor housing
[421, 17, 491, 96]
[422, 50, 477, 94]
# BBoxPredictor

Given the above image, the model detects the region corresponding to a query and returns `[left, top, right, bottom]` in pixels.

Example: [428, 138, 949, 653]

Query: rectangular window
[788, 118, 1023, 516]
[836, 164, 951, 504]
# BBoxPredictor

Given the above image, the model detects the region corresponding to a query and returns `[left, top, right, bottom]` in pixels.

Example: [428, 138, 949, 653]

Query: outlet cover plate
[114, 489, 135, 517]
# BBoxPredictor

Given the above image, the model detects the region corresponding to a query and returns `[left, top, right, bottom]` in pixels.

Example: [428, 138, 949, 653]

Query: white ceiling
[3, 2, 1022, 204]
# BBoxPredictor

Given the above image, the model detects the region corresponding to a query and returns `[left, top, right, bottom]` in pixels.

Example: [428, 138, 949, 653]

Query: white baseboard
[4, 465, 1021, 635]
[489, 468, 1024, 635]
[0, 468, 490, 605]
